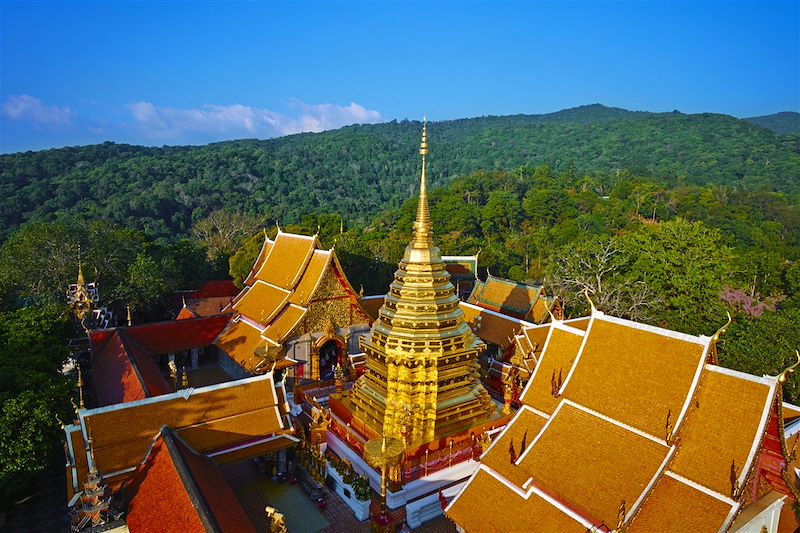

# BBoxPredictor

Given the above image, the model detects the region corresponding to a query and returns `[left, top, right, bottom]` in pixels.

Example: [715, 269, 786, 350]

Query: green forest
[1, 105, 799, 506]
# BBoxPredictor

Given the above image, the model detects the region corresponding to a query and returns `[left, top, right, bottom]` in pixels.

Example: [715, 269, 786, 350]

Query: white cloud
[126, 99, 382, 140]
[1, 94, 73, 126]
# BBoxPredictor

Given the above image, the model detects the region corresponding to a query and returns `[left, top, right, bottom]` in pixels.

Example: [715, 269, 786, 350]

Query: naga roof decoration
[215, 231, 370, 372]
[447, 311, 800, 532]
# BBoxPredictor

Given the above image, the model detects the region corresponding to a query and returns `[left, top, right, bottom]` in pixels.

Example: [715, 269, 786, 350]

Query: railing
[402, 441, 480, 483]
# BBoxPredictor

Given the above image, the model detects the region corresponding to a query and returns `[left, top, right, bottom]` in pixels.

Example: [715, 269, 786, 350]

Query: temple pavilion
[446, 309, 800, 532]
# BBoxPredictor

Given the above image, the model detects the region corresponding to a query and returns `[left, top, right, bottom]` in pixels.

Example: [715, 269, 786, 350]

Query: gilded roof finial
[583, 288, 597, 314]
[778, 350, 800, 384]
[77, 364, 85, 410]
[411, 118, 433, 247]
[710, 312, 732, 344]
[88, 428, 98, 475]
[76, 245, 85, 287]
[126, 305, 132, 327]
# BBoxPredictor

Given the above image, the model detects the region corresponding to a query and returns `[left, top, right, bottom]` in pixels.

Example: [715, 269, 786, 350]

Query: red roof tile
[125, 429, 256, 533]
[126, 315, 230, 354]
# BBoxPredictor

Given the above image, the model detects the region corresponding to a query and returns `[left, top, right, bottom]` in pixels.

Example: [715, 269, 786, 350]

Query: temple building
[60, 121, 800, 532]
[446, 309, 800, 532]
[214, 231, 372, 378]
[324, 123, 508, 527]
[467, 274, 560, 324]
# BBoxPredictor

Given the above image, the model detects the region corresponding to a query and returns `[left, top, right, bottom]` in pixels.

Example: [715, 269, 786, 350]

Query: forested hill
[1, 104, 798, 241]
[744, 111, 800, 136]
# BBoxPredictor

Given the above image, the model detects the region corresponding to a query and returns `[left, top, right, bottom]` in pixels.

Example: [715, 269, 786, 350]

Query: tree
[719, 309, 800, 402]
[620, 218, 732, 334]
[114, 253, 168, 313]
[191, 209, 265, 261]
[548, 236, 660, 321]
[229, 232, 267, 288]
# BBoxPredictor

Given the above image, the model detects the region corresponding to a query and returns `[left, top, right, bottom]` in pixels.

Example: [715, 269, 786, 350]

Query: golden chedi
[345, 122, 496, 445]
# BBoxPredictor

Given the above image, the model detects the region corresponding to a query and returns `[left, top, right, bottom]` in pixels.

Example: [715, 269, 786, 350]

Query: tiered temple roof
[468, 274, 557, 323]
[64, 372, 294, 498]
[89, 315, 230, 406]
[124, 427, 256, 533]
[447, 311, 799, 532]
[215, 231, 370, 373]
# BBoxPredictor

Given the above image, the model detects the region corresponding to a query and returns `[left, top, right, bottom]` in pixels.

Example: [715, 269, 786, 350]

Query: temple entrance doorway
[319, 340, 340, 381]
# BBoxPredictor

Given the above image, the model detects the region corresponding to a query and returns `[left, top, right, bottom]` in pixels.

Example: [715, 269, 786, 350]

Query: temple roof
[468, 274, 555, 322]
[75, 373, 290, 484]
[216, 231, 369, 372]
[89, 316, 230, 406]
[125, 428, 256, 533]
[447, 310, 796, 532]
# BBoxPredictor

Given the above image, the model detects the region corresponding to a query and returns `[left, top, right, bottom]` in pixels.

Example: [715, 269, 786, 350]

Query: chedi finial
[412, 118, 432, 246]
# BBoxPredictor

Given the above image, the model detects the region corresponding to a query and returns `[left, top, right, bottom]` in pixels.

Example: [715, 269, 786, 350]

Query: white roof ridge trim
[706, 363, 778, 386]
[597, 313, 711, 346]
[664, 470, 737, 505]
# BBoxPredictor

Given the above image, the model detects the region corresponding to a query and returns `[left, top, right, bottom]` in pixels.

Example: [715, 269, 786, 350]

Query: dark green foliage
[744, 112, 800, 136]
[719, 309, 800, 402]
[0, 307, 73, 508]
[1, 106, 798, 244]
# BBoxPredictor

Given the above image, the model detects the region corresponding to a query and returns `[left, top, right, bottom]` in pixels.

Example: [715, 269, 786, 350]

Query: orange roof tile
[244, 238, 274, 285]
[69, 428, 89, 490]
[215, 319, 264, 371]
[125, 429, 256, 533]
[627, 474, 734, 533]
[176, 306, 199, 320]
[481, 407, 548, 487]
[460, 302, 527, 349]
[84, 375, 284, 476]
[447, 468, 588, 533]
[669, 367, 775, 496]
[519, 327, 584, 415]
[173, 434, 257, 533]
[125, 435, 207, 533]
[262, 304, 305, 344]
[254, 233, 316, 289]
[516, 402, 669, 527]
[125, 315, 231, 355]
[562, 316, 706, 438]
[289, 250, 331, 306]
[468, 276, 544, 320]
[233, 281, 291, 325]
[90, 331, 149, 405]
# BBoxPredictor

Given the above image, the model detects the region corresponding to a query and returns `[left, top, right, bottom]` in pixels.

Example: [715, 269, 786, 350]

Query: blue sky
[1, 0, 798, 153]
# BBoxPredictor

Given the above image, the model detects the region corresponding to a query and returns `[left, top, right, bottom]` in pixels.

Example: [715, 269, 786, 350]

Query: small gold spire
[411, 118, 433, 247]
[76, 245, 85, 287]
[126, 305, 132, 327]
[88, 428, 98, 475]
[77, 365, 85, 410]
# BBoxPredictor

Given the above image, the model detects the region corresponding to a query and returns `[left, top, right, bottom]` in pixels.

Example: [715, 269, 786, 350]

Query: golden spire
[77, 364, 85, 410]
[126, 305, 132, 327]
[77, 245, 85, 287]
[412, 118, 433, 248]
